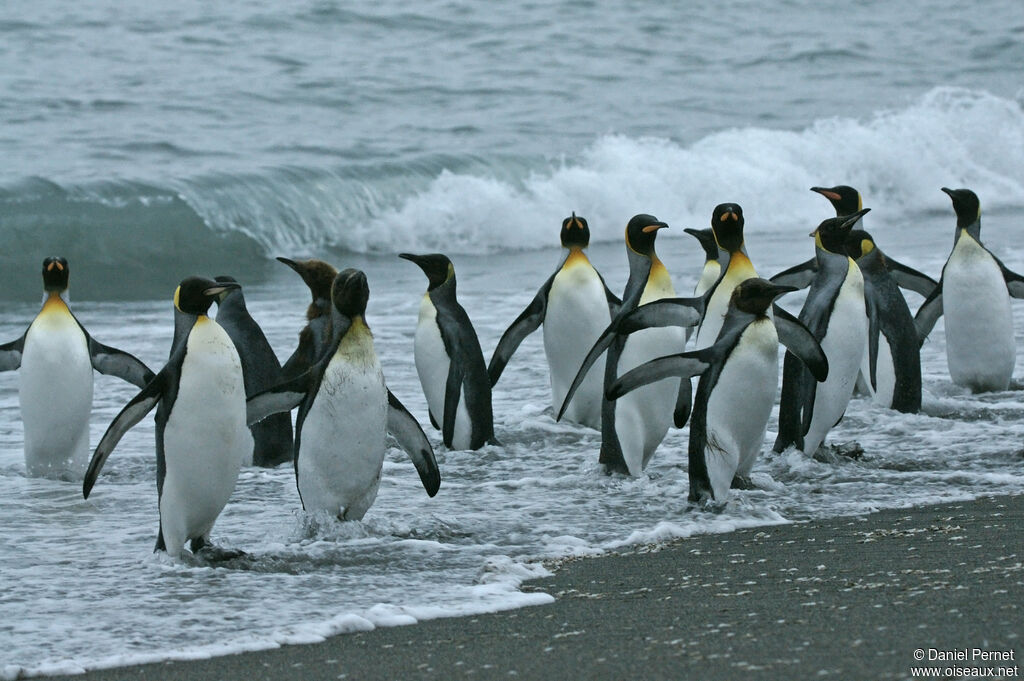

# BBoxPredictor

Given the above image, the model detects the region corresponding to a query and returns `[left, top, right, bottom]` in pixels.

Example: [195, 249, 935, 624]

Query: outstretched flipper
[386, 389, 440, 496]
[771, 305, 829, 383]
[914, 280, 944, 345]
[487, 278, 551, 386]
[84, 373, 168, 499]
[0, 335, 25, 372]
[886, 259, 938, 298]
[998, 260, 1024, 299]
[617, 296, 705, 334]
[246, 372, 311, 426]
[770, 258, 817, 289]
[88, 338, 155, 389]
[607, 349, 714, 400]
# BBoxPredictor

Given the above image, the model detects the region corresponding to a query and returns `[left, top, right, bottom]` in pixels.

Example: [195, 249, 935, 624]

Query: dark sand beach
[59, 494, 1022, 681]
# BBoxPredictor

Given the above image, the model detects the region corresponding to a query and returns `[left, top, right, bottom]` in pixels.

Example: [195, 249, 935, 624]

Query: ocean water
[2, 0, 1024, 677]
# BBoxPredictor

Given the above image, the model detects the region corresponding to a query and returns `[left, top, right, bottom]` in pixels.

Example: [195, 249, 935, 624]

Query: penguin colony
[2, 186, 1020, 559]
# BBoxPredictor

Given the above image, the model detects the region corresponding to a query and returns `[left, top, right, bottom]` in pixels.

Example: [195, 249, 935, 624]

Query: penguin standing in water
[246, 269, 440, 520]
[400, 253, 496, 450]
[488, 213, 620, 429]
[83, 277, 252, 560]
[559, 214, 699, 476]
[213, 276, 293, 467]
[608, 278, 827, 504]
[916, 188, 1024, 392]
[277, 257, 339, 380]
[773, 210, 870, 456]
[0, 257, 154, 480]
[843, 231, 923, 413]
[683, 227, 721, 297]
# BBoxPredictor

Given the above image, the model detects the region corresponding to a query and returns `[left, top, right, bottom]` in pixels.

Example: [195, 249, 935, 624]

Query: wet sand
[56, 495, 1022, 681]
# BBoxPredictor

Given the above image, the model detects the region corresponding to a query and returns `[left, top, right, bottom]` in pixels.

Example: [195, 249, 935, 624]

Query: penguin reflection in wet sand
[559, 214, 698, 476]
[83, 277, 251, 560]
[400, 253, 496, 450]
[246, 269, 440, 520]
[0, 257, 154, 480]
[609, 279, 827, 504]
[213, 276, 293, 467]
[277, 257, 339, 380]
[488, 213, 621, 429]
[916, 188, 1024, 392]
[773, 209, 870, 456]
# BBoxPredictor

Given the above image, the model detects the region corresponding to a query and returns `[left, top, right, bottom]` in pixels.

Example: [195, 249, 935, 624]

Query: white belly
[544, 261, 611, 429]
[803, 264, 867, 455]
[20, 306, 94, 479]
[414, 296, 472, 448]
[298, 324, 387, 520]
[696, 255, 758, 350]
[160, 319, 251, 557]
[704, 320, 779, 500]
[943, 237, 1014, 392]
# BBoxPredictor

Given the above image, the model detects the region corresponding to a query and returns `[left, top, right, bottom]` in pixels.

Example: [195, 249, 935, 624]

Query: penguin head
[843, 229, 876, 260]
[625, 214, 668, 257]
[212, 275, 242, 304]
[810, 208, 871, 253]
[174, 276, 240, 316]
[731, 278, 796, 316]
[331, 268, 369, 318]
[399, 253, 454, 290]
[941, 187, 981, 230]
[41, 256, 69, 293]
[277, 257, 339, 302]
[711, 203, 745, 253]
[560, 212, 590, 249]
[811, 185, 862, 216]
[683, 228, 719, 261]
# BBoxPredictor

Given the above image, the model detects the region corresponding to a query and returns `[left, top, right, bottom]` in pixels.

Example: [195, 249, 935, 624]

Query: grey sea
[1, 0, 1023, 676]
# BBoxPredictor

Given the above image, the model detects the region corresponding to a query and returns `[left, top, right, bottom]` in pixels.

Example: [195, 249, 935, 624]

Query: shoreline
[33, 493, 1023, 681]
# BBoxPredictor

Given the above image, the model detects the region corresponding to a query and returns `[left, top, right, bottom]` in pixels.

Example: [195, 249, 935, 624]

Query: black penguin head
[174, 276, 240, 316]
[811, 208, 871, 253]
[41, 256, 69, 293]
[811, 185, 862, 216]
[711, 204, 745, 253]
[731, 278, 796, 316]
[625, 214, 668, 257]
[941, 187, 981, 230]
[684, 228, 719, 261]
[560, 212, 590, 248]
[331, 268, 369, 317]
[399, 253, 454, 290]
[277, 257, 339, 301]
[843, 229, 876, 260]
[212, 275, 242, 303]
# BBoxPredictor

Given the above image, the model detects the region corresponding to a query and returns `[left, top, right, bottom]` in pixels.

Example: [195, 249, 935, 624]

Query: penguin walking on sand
[213, 275, 293, 467]
[246, 269, 440, 520]
[773, 209, 870, 456]
[915, 188, 1024, 392]
[0, 257, 154, 480]
[843, 231, 923, 413]
[277, 257, 339, 380]
[488, 213, 621, 429]
[559, 214, 700, 476]
[83, 277, 252, 560]
[400, 253, 496, 450]
[608, 278, 827, 504]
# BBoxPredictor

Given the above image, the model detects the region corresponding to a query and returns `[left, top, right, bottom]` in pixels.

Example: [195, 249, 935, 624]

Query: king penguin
[773, 209, 870, 456]
[683, 227, 721, 297]
[843, 231, 922, 413]
[608, 278, 827, 504]
[277, 257, 339, 381]
[0, 257, 154, 480]
[83, 277, 252, 560]
[488, 213, 621, 429]
[915, 188, 1024, 392]
[246, 269, 440, 519]
[559, 214, 699, 476]
[213, 275, 293, 467]
[400, 253, 496, 450]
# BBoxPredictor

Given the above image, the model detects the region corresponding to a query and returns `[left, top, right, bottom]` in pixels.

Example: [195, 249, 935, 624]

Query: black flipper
[428, 410, 440, 430]
[387, 389, 440, 496]
[617, 296, 705, 334]
[865, 293, 880, 390]
[0, 334, 25, 372]
[999, 261, 1024, 299]
[886, 258, 938, 297]
[487, 278, 551, 386]
[442, 358, 465, 448]
[603, 282, 623, 317]
[88, 337, 155, 389]
[673, 379, 692, 428]
[770, 258, 817, 289]
[773, 351, 806, 453]
[84, 373, 167, 499]
[913, 279, 944, 345]
[607, 349, 714, 400]
[246, 372, 311, 426]
[771, 304, 828, 383]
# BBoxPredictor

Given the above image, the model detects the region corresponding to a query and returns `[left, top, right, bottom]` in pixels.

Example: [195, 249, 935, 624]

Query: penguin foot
[194, 545, 249, 563]
[811, 442, 865, 463]
[730, 475, 755, 490]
